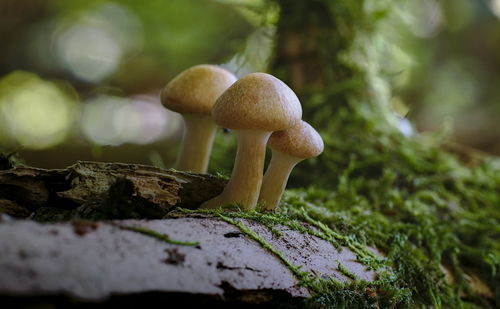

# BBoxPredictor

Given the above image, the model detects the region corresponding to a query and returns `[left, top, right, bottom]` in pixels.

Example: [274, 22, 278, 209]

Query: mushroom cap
[212, 73, 302, 131]
[161, 64, 237, 114]
[268, 121, 324, 159]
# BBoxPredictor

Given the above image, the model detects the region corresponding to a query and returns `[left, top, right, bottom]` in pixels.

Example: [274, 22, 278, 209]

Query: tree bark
[0, 161, 227, 221]
[0, 215, 379, 305]
[0, 161, 380, 307]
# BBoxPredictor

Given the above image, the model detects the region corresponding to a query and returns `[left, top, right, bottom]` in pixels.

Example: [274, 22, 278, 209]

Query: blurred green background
[0, 0, 499, 168]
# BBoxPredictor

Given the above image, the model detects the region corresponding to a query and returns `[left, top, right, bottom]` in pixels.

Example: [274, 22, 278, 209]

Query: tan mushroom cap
[161, 64, 237, 114]
[212, 73, 302, 131]
[268, 121, 324, 159]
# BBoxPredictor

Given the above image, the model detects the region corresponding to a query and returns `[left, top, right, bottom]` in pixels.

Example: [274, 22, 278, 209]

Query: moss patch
[114, 223, 200, 247]
[207, 0, 500, 307]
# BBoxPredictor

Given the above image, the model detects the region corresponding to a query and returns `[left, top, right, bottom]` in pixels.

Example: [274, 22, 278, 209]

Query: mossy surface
[208, 0, 500, 307]
[114, 223, 200, 247]
[1, 0, 496, 307]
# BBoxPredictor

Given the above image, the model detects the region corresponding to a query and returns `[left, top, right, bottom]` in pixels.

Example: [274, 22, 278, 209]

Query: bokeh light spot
[127, 95, 182, 144]
[491, 0, 500, 18]
[80, 96, 128, 146]
[57, 24, 122, 83]
[55, 3, 143, 83]
[407, 0, 443, 38]
[80, 95, 181, 146]
[0, 71, 76, 149]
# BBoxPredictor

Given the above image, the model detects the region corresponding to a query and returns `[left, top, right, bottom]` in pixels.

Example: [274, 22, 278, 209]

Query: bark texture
[0, 161, 226, 220]
[0, 161, 380, 307]
[0, 216, 377, 303]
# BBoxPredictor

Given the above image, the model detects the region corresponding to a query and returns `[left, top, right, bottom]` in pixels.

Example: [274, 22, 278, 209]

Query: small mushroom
[161, 64, 237, 173]
[258, 121, 323, 211]
[201, 73, 302, 210]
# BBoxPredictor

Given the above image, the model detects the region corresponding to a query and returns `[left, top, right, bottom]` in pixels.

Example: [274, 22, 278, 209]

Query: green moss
[337, 262, 359, 281]
[177, 207, 398, 300]
[267, 0, 499, 307]
[114, 223, 200, 246]
[205, 0, 500, 307]
[217, 213, 317, 289]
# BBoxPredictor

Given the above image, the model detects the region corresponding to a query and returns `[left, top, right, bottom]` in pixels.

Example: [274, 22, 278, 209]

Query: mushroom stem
[259, 150, 300, 210]
[201, 130, 271, 210]
[175, 114, 217, 173]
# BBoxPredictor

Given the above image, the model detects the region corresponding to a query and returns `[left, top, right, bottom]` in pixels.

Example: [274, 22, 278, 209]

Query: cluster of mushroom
[161, 64, 324, 211]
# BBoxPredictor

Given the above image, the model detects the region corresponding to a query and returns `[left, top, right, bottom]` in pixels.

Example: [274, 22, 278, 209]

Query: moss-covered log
[0, 161, 384, 307]
[0, 160, 494, 308]
[2, 0, 499, 307]
[0, 215, 380, 307]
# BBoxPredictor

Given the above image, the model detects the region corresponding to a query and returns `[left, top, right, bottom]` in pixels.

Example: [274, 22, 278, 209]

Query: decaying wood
[0, 161, 226, 220]
[1, 161, 490, 306]
[0, 161, 381, 306]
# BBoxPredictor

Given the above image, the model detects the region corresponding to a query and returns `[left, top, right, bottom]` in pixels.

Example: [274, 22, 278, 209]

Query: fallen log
[0, 161, 381, 307]
[0, 215, 380, 306]
[1, 161, 491, 307]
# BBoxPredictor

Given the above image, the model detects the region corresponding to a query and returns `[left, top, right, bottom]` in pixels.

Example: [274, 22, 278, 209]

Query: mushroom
[161, 64, 237, 173]
[258, 121, 324, 211]
[201, 73, 302, 210]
